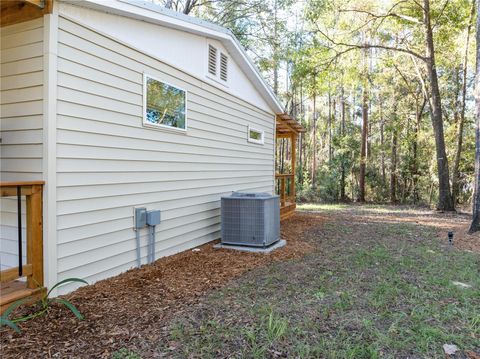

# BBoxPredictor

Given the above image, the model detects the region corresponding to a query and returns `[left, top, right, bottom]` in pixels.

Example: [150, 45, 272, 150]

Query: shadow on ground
[159, 205, 480, 359]
[1, 205, 479, 359]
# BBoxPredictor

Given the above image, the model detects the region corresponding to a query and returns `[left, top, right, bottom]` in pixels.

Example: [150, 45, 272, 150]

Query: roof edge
[61, 0, 285, 114]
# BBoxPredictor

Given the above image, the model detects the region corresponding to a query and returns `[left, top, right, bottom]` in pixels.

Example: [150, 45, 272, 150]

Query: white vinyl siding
[0, 18, 44, 270]
[55, 16, 275, 293]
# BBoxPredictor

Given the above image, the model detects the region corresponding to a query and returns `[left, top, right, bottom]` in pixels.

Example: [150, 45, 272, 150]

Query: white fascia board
[60, 0, 284, 114]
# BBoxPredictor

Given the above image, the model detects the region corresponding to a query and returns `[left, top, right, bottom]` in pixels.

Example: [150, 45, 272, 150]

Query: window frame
[142, 73, 188, 133]
[247, 125, 265, 145]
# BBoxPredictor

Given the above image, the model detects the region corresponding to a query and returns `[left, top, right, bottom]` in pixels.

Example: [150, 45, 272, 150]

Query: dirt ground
[0, 205, 478, 358]
[0, 213, 323, 358]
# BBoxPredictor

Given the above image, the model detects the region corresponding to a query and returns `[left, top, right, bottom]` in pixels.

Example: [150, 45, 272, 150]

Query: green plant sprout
[1, 278, 88, 333]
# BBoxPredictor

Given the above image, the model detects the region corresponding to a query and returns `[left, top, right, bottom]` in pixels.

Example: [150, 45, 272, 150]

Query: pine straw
[0, 213, 325, 359]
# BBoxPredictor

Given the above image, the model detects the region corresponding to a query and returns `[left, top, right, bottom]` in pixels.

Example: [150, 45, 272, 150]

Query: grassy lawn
[155, 205, 479, 358]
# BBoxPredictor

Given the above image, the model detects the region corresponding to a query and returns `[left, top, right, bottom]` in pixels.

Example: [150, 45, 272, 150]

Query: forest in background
[154, 0, 477, 211]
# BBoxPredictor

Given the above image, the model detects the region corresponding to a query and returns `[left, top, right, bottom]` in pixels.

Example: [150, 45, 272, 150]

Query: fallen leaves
[0, 213, 324, 358]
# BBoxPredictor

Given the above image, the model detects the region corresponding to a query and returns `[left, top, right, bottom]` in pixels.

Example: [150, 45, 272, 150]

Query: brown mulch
[0, 213, 325, 359]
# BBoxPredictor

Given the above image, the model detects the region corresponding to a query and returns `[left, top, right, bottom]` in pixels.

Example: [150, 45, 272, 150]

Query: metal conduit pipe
[152, 226, 156, 263]
[148, 226, 154, 263]
[135, 229, 141, 267]
[146, 210, 161, 264]
[134, 208, 161, 266]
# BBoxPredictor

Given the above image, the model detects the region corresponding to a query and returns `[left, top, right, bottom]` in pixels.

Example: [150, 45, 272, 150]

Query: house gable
[58, 1, 276, 113]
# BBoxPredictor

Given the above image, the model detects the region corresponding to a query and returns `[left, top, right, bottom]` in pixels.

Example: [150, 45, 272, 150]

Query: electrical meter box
[134, 207, 147, 230]
[146, 210, 161, 226]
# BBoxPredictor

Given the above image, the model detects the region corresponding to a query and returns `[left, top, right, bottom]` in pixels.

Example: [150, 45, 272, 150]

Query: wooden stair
[0, 280, 46, 314]
[280, 202, 296, 221]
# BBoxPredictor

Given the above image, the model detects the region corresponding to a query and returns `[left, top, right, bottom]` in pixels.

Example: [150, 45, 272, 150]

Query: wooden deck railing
[0, 181, 44, 290]
[275, 173, 295, 206]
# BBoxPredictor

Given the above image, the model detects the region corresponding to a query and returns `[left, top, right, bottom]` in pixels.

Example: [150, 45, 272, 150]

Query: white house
[0, 0, 303, 304]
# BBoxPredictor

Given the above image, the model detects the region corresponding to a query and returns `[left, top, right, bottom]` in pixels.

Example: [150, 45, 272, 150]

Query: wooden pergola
[276, 114, 306, 220]
[1, 0, 52, 27]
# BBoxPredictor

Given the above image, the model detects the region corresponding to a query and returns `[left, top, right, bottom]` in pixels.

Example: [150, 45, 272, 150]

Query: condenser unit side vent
[221, 192, 280, 248]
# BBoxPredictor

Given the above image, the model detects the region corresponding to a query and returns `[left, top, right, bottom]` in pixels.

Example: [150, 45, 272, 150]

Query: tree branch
[314, 27, 427, 62]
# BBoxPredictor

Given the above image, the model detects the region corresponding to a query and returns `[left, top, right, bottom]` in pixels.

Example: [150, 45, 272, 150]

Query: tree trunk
[423, 0, 455, 211]
[182, 0, 198, 14]
[359, 86, 368, 202]
[311, 94, 317, 189]
[331, 98, 335, 162]
[272, 0, 279, 95]
[280, 139, 285, 173]
[390, 129, 398, 204]
[413, 97, 426, 203]
[299, 84, 305, 186]
[299, 132, 303, 185]
[453, 0, 476, 205]
[340, 86, 347, 201]
[328, 91, 332, 162]
[469, 0, 480, 232]
[380, 99, 386, 187]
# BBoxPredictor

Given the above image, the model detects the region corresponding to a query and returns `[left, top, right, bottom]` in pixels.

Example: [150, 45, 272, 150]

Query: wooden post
[26, 184, 43, 289]
[290, 133, 296, 202]
[280, 177, 286, 206]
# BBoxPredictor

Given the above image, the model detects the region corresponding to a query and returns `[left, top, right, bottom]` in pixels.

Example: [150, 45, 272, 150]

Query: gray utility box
[221, 192, 280, 248]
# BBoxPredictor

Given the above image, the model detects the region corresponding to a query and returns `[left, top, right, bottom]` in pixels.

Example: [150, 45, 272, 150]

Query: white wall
[0, 18, 44, 270]
[54, 15, 276, 293]
[58, 2, 273, 113]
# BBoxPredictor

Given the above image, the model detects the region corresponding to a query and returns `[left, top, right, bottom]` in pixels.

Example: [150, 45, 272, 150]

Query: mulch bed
[0, 213, 326, 358]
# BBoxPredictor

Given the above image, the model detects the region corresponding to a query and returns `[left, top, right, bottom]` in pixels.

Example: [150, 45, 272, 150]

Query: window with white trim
[247, 126, 264, 145]
[143, 74, 187, 131]
[207, 43, 228, 83]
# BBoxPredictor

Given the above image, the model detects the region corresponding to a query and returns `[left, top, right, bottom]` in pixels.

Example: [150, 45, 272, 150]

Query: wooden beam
[291, 133, 296, 202]
[25, 0, 45, 8]
[0, 182, 44, 197]
[0, 286, 46, 314]
[1, 0, 52, 27]
[0, 265, 33, 283]
[1, 187, 35, 197]
[1, 181, 45, 187]
[26, 184, 43, 288]
[276, 113, 306, 136]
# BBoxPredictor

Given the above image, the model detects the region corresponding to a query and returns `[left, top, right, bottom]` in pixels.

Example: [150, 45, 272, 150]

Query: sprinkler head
[448, 231, 453, 246]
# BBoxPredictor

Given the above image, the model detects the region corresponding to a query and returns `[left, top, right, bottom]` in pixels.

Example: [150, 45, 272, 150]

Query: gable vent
[220, 53, 228, 82]
[208, 45, 217, 76]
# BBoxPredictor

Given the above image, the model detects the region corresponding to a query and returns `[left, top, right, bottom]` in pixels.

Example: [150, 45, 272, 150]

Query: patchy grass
[297, 203, 351, 212]
[159, 206, 480, 358]
[297, 202, 431, 215]
[111, 348, 142, 359]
